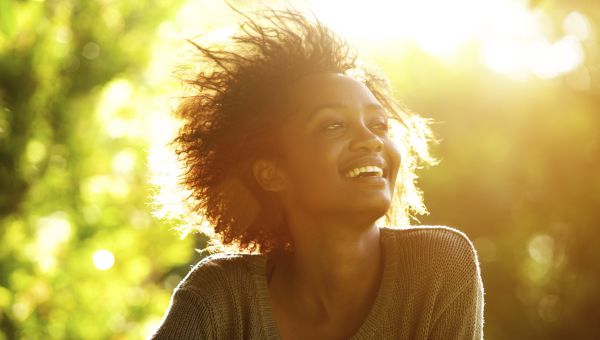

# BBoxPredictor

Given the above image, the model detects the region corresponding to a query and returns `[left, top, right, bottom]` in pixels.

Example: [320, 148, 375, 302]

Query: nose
[349, 124, 384, 152]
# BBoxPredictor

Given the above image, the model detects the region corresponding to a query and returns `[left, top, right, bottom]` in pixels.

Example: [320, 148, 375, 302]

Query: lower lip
[344, 176, 387, 185]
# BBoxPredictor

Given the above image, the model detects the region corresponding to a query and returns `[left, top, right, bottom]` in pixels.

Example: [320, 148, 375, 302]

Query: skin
[255, 73, 402, 339]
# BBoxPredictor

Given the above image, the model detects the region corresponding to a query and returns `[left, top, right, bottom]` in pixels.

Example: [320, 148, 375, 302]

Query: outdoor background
[1, 0, 598, 339]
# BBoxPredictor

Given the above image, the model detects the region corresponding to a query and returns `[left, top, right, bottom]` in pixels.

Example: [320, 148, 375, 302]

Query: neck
[273, 214, 383, 321]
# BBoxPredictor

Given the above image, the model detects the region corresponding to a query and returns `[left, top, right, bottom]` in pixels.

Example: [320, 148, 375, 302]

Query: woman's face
[275, 73, 401, 222]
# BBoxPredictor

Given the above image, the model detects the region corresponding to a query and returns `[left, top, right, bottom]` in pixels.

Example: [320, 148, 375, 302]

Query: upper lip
[340, 156, 388, 178]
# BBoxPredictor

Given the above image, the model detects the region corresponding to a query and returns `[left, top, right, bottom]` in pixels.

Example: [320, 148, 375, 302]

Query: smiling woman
[151, 7, 484, 340]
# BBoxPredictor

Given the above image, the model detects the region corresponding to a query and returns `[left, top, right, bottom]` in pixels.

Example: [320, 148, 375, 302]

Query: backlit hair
[166, 8, 436, 254]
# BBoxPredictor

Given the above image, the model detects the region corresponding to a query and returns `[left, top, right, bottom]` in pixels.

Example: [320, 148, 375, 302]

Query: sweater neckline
[247, 228, 396, 339]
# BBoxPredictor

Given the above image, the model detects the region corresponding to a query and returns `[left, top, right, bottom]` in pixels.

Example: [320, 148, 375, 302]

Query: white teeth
[345, 166, 384, 178]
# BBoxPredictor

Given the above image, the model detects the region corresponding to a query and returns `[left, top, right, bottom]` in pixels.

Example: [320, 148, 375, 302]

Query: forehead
[282, 73, 380, 114]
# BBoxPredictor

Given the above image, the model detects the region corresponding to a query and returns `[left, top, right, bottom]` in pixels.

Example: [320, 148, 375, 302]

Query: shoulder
[177, 253, 258, 297]
[382, 225, 477, 259]
[381, 226, 481, 281]
[152, 254, 260, 339]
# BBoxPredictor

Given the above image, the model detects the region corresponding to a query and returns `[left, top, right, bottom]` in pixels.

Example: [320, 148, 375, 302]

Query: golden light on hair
[148, 7, 437, 253]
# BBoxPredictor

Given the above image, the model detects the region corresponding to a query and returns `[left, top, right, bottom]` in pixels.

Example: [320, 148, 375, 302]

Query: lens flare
[93, 249, 115, 270]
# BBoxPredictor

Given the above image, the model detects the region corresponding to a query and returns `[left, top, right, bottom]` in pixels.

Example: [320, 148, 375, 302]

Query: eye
[370, 119, 390, 134]
[322, 121, 346, 131]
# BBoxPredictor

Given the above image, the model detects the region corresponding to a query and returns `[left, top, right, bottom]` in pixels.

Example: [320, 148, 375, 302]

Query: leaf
[0, 0, 16, 38]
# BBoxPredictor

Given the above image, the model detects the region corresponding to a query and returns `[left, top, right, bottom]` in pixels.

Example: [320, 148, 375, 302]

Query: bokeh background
[1, 0, 599, 339]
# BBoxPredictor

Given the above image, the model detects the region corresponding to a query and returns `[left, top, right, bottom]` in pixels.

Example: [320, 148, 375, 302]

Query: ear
[252, 159, 287, 192]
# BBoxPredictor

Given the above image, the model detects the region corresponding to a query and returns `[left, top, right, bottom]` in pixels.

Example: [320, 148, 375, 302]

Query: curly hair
[170, 8, 436, 254]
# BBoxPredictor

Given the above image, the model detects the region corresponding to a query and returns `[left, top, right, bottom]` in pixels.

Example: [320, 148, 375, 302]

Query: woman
[152, 8, 484, 340]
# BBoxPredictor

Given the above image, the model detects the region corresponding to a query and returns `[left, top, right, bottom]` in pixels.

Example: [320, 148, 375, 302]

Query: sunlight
[529, 35, 584, 79]
[144, 317, 164, 339]
[80, 175, 131, 201]
[156, 0, 593, 83]
[93, 249, 115, 270]
[25, 139, 47, 165]
[112, 148, 137, 175]
[97, 79, 133, 120]
[312, 0, 481, 57]
[480, 39, 529, 79]
[34, 212, 73, 273]
[147, 142, 191, 220]
[563, 11, 591, 41]
[523, 233, 555, 283]
[311, 0, 590, 79]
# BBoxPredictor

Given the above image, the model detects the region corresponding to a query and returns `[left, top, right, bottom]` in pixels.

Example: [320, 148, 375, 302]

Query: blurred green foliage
[1, 0, 599, 339]
[0, 1, 200, 338]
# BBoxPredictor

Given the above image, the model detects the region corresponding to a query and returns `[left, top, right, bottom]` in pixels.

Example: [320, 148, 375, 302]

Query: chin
[349, 198, 391, 221]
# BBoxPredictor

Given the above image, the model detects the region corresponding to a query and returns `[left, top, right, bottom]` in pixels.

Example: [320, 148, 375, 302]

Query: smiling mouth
[344, 165, 384, 179]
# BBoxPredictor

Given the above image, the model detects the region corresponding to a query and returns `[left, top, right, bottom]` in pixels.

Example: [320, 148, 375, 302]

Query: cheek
[288, 146, 339, 186]
[281, 141, 344, 200]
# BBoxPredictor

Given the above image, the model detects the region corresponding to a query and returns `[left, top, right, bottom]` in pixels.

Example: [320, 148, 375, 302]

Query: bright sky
[154, 0, 591, 81]
[310, 0, 590, 80]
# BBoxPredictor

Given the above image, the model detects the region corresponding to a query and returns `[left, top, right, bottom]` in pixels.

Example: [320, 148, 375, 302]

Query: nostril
[350, 132, 384, 152]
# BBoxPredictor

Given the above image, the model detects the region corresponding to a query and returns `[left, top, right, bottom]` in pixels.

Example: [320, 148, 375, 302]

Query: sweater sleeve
[149, 288, 215, 340]
[429, 274, 485, 340]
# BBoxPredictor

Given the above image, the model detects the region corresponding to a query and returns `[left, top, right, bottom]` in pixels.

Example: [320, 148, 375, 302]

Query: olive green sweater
[151, 226, 484, 339]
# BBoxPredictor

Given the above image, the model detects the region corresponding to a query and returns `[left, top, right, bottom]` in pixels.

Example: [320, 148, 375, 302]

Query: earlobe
[252, 160, 287, 192]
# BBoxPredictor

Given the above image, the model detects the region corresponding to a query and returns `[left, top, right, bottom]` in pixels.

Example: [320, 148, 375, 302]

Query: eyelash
[321, 120, 389, 134]
[323, 121, 345, 130]
[373, 120, 389, 131]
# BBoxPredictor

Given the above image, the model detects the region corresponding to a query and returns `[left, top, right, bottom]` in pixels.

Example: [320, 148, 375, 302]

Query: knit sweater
[151, 226, 484, 339]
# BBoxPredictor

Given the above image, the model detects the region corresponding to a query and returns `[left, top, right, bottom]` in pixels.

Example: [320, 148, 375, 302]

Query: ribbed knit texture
[150, 226, 485, 339]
